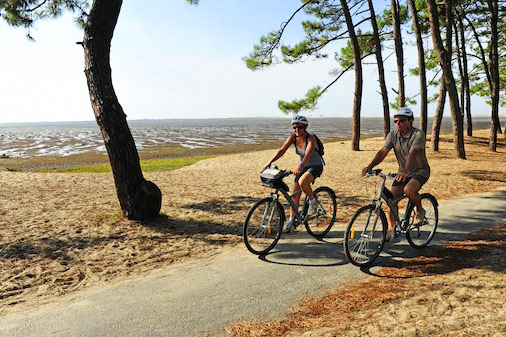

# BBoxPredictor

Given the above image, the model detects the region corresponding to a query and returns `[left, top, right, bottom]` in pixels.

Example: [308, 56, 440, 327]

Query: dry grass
[0, 128, 505, 316]
[228, 222, 506, 337]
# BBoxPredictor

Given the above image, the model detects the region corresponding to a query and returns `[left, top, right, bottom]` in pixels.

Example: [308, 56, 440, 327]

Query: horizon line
[1, 114, 503, 126]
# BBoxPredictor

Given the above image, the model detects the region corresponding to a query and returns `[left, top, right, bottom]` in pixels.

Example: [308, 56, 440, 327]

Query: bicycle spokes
[406, 195, 438, 249]
[243, 198, 283, 255]
[304, 186, 337, 238]
[344, 205, 386, 266]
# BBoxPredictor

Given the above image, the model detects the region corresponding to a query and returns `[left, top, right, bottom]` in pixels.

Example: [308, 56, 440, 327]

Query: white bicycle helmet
[395, 107, 414, 118]
[291, 115, 309, 125]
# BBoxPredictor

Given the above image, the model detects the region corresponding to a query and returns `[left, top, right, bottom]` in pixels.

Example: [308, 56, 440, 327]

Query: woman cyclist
[262, 115, 324, 233]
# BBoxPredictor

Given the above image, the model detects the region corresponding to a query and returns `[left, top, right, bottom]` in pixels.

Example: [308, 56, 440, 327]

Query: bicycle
[243, 166, 337, 255]
[344, 169, 439, 267]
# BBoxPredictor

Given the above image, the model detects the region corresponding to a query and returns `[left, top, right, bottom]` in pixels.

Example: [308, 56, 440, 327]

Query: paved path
[1, 187, 505, 337]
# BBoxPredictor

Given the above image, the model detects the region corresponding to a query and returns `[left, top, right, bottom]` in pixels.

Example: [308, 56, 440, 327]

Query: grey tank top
[295, 135, 324, 166]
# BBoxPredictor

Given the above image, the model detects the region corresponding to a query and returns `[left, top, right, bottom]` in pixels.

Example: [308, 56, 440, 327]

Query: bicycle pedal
[388, 235, 402, 243]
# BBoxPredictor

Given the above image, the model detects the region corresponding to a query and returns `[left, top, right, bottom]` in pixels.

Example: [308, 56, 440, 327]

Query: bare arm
[362, 147, 390, 176]
[262, 134, 294, 171]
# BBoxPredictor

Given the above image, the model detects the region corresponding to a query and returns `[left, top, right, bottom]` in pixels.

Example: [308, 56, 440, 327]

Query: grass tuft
[37, 155, 217, 173]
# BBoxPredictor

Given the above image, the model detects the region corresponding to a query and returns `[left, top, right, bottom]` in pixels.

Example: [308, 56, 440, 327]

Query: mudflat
[0, 128, 505, 315]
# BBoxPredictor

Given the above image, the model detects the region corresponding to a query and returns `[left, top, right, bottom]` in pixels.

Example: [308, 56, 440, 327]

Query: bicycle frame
[370, 174, 415, 233]
[270, 187, 308, 225]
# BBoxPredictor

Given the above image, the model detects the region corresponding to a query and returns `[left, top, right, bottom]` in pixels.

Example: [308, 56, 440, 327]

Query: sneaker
[413, 208, 426, 227]
[283, 218, 295, 233]
[310, 199, 318, 214]
[385, 229, 401, 243]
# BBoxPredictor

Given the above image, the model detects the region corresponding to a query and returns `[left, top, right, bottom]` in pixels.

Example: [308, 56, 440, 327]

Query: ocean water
[0, 117, 492, 158]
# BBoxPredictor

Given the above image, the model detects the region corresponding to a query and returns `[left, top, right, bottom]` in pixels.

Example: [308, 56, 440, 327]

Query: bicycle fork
[260, 197, 277, 236]
[365, 203, 382, 239]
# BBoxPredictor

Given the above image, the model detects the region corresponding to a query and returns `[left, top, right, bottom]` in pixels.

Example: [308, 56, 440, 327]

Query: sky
[0, 0, 496, 123]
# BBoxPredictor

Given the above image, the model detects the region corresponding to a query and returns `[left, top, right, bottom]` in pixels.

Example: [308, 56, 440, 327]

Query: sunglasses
[394, 118, 407, 124]
[293, 125, 305, 130]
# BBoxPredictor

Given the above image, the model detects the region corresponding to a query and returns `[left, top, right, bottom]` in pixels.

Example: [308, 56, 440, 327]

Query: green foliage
[377, 3, 410, 31]
[244, 0, 346, 70]
[278, 86, 322, 114]
[337, 41, 355, 68]
[390, 96, 417, 110]
[37, 155, 217, 173]
[336, 30, 374, 69]
[428, 91, 441, 104]
[414, 0, 431, 34]
[243, 30, 282, 70]
[0, 0, 89, 36]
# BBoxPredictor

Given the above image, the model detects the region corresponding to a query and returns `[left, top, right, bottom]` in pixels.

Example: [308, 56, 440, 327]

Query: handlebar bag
[260, 169, 289, 191]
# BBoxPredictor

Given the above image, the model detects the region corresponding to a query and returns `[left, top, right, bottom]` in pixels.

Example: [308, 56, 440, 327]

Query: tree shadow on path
[360, 222, 506, 279]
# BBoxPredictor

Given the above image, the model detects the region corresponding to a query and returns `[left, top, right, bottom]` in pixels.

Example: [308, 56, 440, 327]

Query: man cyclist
[262, 115, 324, 233]
[361, 107, 430, 240]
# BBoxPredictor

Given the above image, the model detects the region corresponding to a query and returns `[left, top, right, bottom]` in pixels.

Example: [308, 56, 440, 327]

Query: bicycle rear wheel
[344, 204, 387, 267]
[406, 193, 438, 249]
[305, 186, 337, 238]
[243, 197, 284, 255]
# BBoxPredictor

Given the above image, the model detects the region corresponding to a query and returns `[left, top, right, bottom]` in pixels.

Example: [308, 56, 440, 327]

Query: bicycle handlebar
[282, 169, 293, 177]
[366, 169, 397, 179]
[267, 164, 293, 178]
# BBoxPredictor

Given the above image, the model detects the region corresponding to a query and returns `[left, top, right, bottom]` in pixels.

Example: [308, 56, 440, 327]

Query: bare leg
[388, 185, 404, 234]
[403, 179, 423, 212]
[298, 172, 315, 200]
[290, 182, 302, 219]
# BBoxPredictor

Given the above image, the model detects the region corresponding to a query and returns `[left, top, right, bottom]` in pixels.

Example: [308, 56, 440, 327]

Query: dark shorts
[392, 174, 429, 187]
[295, 165, 323, 183]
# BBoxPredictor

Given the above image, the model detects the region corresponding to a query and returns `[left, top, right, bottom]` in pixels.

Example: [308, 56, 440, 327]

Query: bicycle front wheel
[344, 204, 387, 267]
[305, 186, 337, 238]
[243, 197, 284, 255]
[406, 193, 438, 249]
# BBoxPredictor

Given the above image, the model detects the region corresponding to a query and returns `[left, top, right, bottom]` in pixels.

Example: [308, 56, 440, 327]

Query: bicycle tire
[344, 204, 387, 267]
[304, 186, 337, 238]
[243, 197, 284, 255]
[406, 193, 438, 249]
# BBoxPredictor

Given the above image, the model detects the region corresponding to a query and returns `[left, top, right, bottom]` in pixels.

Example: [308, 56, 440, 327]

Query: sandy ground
[0, 128, 505, 316]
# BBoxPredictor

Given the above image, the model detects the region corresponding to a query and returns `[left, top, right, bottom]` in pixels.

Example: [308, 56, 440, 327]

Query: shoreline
[1, 114, 505, 126]
[1, 125, 496, 172]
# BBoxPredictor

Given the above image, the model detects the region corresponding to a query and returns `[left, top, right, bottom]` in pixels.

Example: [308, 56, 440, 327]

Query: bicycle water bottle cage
[260, 168, 289, 191]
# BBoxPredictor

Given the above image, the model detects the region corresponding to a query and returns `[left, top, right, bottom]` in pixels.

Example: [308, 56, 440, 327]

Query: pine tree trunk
[392, 0, 405, 107]
[431, 81, 446, 152]
[341, 0, 362, 151]
[488, 0, 500, 151]
[368, 0, 390, 138]
[466, 8, 502, 140]
[83, 0, 162, 219]
[427, 0, 466, 159]
[457, 16, 472, 137]
[453, 19, 466, 138]
[408, 0, 427, 135]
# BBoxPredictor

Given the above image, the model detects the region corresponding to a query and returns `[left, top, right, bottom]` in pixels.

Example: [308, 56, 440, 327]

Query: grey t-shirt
[295, 134, 324, 167]
[384, 127, 430, 178]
